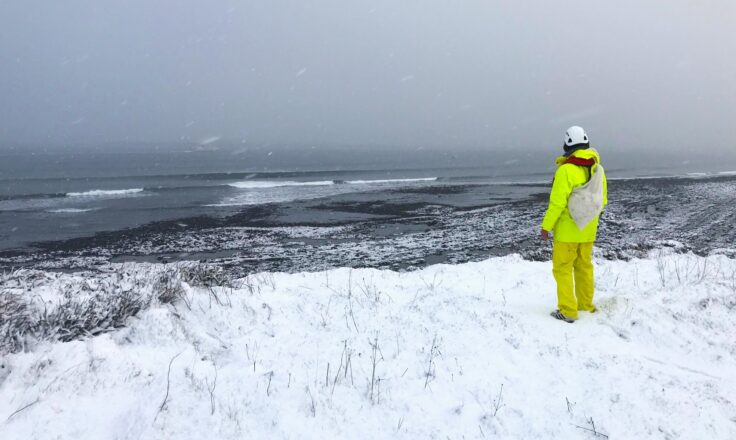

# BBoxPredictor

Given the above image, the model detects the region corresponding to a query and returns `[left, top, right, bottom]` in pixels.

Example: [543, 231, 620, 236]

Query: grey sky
[1, 0, 734, 154]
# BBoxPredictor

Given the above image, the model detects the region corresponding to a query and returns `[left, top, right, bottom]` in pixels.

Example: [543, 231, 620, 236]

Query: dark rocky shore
[2, 175, 735, 275]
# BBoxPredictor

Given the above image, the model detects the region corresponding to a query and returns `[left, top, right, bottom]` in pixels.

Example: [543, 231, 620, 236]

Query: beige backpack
[567, 163, 605, 230]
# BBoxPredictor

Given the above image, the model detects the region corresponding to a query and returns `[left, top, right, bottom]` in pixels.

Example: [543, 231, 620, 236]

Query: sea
[2, 146, 735, 252]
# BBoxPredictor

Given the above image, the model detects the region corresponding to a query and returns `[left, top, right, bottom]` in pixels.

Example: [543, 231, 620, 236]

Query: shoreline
[2, 174, 735, 275]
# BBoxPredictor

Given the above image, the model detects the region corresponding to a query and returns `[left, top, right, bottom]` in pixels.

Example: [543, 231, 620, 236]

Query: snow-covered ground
[1, 251, 735, 439]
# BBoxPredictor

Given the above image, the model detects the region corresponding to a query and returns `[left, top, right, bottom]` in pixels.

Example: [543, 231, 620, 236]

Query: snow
[199, 136, 222, 146]
[1, 252, 735, 439]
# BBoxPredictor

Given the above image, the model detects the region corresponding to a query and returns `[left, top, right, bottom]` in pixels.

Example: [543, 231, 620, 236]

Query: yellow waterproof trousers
[552, 241, 596, 320]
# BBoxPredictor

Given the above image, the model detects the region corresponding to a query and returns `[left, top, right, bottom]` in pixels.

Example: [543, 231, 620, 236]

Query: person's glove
[540, 229, 550, 241]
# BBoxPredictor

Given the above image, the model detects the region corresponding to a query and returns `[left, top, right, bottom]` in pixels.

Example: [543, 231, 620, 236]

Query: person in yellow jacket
[541, 126, 608, 323]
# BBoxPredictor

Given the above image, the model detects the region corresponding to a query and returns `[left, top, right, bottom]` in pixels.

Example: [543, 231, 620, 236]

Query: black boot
[550, 310, 575, 323]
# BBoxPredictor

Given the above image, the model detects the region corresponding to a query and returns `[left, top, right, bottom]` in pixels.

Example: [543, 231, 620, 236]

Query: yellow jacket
[541, 148, 607, 242]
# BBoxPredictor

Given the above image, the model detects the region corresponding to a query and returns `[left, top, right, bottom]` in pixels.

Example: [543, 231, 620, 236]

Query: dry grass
[0, 263, 238, 354]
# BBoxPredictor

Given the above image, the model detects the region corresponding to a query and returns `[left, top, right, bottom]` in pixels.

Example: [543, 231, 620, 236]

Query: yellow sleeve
[541, 166, 573, 231]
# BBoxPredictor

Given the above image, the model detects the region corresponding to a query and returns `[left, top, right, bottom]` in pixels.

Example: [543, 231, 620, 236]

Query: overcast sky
[1, 0, 734, 154]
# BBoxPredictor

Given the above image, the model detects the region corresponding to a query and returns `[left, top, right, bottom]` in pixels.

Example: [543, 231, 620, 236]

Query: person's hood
[555, 148, 601, 167]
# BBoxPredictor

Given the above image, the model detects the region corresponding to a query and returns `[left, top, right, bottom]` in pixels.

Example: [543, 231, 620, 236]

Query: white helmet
[564, 126, 589, 147]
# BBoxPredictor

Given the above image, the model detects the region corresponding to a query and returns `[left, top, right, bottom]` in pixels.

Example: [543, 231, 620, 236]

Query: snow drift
[1, 251, 735, 439]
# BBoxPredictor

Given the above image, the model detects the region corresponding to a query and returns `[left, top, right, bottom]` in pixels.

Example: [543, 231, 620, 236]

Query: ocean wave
[227, 177, 438, 189]
[227, 180, 336, 189]
[66, 188, 144, 197]
[344, 177, 438, 184]
[0, 192, 66, 202]
[47, 208, 100, 213]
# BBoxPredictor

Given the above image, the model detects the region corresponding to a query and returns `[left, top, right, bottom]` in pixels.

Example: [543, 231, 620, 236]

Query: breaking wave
[47, 208, 100, 213]
[228, 180, 335, 189]
[227, 177, 438, 189]
[344, 177, 438, 184]
[66, 188, 144, 198]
